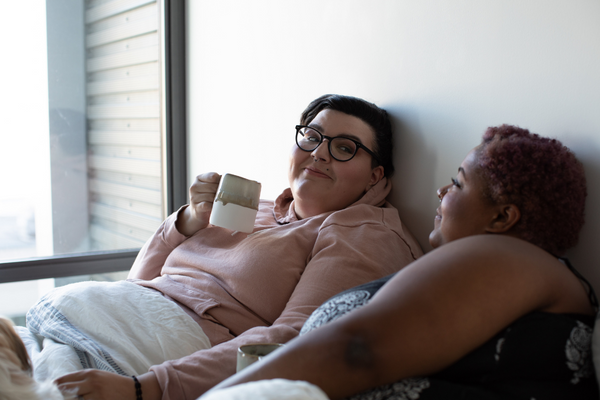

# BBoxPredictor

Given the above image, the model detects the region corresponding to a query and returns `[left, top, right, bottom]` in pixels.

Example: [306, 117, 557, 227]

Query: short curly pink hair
[476, 124, 587, 256]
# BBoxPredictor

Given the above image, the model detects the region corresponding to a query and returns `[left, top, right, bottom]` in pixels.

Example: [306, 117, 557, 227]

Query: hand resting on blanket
[56, 370, 161, 400]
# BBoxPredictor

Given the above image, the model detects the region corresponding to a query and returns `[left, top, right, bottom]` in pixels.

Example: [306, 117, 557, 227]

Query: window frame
[0, 0, 187, 284]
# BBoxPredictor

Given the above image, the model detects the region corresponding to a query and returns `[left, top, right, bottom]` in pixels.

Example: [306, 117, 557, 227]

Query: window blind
[85, 0, 162, 250]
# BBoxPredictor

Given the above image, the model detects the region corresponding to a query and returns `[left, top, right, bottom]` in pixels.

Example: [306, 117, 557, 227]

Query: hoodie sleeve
[128, 206, 190, 281]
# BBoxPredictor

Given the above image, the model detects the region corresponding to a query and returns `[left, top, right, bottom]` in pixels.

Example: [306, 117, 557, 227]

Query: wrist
[175, 206, 198, 236]
[138, 371, 162, 400]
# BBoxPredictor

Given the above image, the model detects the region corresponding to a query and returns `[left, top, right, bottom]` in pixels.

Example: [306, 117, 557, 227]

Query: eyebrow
[308, 123, 364, 143]
[458, 167, 466, 177]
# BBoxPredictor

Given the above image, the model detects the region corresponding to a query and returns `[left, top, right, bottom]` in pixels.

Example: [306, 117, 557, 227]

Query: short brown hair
[300, 94, 394, 178]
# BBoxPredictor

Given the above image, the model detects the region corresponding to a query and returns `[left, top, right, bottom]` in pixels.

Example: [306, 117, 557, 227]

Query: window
[0, 0, 186, 325]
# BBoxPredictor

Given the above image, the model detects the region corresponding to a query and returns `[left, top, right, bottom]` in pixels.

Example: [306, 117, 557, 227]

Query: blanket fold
[21, 280, 212, 381]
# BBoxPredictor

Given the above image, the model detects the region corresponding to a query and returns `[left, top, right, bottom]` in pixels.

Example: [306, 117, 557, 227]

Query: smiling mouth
[305, 167, 331, 179]
[435, 208, 442, 220]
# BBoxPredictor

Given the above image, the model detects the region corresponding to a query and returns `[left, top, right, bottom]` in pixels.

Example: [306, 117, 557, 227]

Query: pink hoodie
[128, 178, 423, 400]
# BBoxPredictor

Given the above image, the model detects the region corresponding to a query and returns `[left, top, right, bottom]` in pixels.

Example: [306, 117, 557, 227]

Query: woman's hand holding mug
[176, 172, 221, 236]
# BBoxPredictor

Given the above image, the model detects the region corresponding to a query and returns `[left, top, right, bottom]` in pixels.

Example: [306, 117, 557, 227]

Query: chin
[428, 231, 443, 249]
[0, 318, 74, 400]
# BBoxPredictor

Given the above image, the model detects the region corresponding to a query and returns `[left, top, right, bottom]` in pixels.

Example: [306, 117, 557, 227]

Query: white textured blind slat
[90, 225, 146, 248]
[87, 15, 157, 47]
[88, 3, 156, 34]
[93, 170, 161, 190]
[89, 155, 161, 176]
[89, 179, 162, 204]
[89, 130, 160, 146]
[91, 218, 156, 243]
[89, 90, 158, 105]
[89, 118, 160, 132]
[88, 32, 158, 58]
[87, 74, 158, 95]
[90, 218, 155, 245]
[87, 103, 160, 119]
[91, 203, 161, 232]
[86, 0, 155, 24]
[89, 62, 157, 83]
[90, 144, 160, 161]
[92, 193, 162, 217]
[87, 45, 158, 72]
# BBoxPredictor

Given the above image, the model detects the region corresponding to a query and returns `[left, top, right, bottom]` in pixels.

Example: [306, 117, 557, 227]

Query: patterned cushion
[590, 313, 600, 393]
[300, 274, 395, 335]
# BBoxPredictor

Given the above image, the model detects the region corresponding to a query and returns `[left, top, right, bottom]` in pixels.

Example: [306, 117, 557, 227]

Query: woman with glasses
[203, 125, 599, 400]
[54, 94, 423, 400]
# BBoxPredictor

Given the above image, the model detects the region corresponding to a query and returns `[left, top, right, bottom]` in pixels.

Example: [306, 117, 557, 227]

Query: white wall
[186, 0, 600, 291]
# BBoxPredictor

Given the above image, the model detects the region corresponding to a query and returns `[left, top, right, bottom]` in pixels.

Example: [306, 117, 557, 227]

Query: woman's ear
[365, 165, 385, 191]
[486, 204, 521, 233]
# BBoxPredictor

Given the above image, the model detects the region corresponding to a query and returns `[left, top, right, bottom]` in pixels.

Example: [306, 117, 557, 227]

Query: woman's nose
[437, 184, 451, 201]
[311, 139, 331, 162]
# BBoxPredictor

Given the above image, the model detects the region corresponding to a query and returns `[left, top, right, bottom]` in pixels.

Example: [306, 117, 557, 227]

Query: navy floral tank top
[300, 260, 599, 400]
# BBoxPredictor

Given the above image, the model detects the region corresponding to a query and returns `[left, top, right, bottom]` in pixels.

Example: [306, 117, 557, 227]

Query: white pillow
[199, 379, 329, 400]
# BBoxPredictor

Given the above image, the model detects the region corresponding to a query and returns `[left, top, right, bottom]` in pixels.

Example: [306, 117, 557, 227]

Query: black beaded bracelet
[132, 375, 143, 400]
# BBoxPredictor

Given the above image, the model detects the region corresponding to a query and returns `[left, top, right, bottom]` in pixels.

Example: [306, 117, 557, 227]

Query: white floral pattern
[300, 290, 371, 335]
[346, 378, 431, 400]
[494, 337, 505, 362]
[565, 320, 593, 384]
[494, 327, 510, 362]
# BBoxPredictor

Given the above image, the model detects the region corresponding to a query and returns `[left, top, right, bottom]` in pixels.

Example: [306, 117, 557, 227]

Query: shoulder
[401, 235, 561, 285]
[432, 235, 554, 262]
[316, 203, 423, 261]
[380, 235, 590, 315]
[321, 202, 401, 230]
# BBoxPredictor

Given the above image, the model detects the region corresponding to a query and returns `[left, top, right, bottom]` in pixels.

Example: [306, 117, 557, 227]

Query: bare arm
[213, 235, 593, 399]
[56, 370, 162, 400]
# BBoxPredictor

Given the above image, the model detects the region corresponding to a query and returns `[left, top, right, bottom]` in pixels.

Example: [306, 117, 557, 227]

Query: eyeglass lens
[296, 127, 357, 161]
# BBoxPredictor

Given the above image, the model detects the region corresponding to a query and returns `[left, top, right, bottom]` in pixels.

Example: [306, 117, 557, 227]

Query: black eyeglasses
[295, 125, 379, 163]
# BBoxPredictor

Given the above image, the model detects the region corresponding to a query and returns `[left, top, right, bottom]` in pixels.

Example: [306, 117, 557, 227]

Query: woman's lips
[304, 166, 331, 179]
[435, 207, 442, 220]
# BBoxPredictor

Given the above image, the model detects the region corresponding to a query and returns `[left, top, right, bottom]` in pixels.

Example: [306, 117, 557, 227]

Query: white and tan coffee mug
[209, 173, 261, 233]
[236, 343, 284, 373]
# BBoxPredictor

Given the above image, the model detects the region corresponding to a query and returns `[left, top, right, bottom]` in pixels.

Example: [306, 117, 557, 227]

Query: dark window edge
[0, 250, 139, 284]
[164, 0, 188, 213]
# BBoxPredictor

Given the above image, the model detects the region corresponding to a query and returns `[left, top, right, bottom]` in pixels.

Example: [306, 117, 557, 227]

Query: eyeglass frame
[295, 125, 380, 163]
